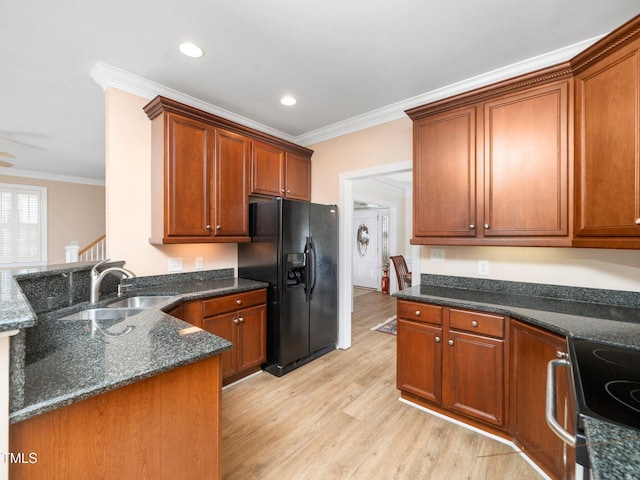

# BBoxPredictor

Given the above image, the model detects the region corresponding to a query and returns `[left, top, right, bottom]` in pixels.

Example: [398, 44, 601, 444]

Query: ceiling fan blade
[0, 152, 15, 158]
[0, 160, 14, 167]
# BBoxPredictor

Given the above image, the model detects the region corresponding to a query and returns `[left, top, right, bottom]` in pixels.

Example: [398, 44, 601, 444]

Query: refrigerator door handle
[304, 237, 312, 301]
[308, 236, 317, 298]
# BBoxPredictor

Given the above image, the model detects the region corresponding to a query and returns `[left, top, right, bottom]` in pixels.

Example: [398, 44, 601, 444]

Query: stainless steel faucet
[90, 259, 136, 304]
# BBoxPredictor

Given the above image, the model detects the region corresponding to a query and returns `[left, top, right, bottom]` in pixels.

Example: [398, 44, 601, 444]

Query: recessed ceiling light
[179, 42, 204, 58]
[280, 96, 296, 106]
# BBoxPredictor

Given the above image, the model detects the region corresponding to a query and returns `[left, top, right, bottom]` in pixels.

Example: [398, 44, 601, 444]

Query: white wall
[421, 245, 640, 291]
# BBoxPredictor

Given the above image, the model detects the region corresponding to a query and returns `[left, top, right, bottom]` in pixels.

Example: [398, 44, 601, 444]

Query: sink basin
[106, 295, 173, 309]
[58, 307, 145, 321]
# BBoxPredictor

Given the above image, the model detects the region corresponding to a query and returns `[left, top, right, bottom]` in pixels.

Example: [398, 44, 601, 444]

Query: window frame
[0, 182, 48, 266]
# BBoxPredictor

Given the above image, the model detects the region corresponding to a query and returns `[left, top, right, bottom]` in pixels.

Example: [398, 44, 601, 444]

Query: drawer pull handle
[236, 299, 242, 305]
[471, 320, 478, 327]
[435, 336, 441, 343]
[415, 310, 421, 316]
[448, 339, 454, 346]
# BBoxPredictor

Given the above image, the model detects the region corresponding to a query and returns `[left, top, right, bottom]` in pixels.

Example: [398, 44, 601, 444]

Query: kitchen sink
[106, 295, 173, 309]
[58, 307, 145, 321]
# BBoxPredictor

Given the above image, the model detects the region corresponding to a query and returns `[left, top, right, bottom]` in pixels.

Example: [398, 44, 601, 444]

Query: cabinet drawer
[203, 289, 266, 317]
[397, 300, 442, 325]
[449, 309, 504, 338]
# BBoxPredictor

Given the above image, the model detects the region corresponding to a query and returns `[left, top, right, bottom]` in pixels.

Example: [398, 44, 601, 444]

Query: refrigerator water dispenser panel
[286, 253, 306, 286]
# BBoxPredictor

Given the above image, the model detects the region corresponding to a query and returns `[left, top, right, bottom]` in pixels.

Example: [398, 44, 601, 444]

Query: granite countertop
[9, 268, 268, 424]
[394, 278, 640, 480]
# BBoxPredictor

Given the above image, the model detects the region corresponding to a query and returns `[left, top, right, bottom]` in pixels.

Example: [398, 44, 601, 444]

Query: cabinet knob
[415, 310, 421, 316]
[286, 190, 291, 194]
[238, 317, 244, 323]
[236, 299, 242, 305]
[206, 224, 211, 230]
[216, 225, 222, 230]
[635, 218, 640, 225]
[448, 339, 454, 346]
[435, 336, 441, 343]
[471, 320, 478, 327]
[469, 224, 475, 229]
[234, 318, 240, 324]
[281, 189, 285, 193]
[484, 223, 490, 229]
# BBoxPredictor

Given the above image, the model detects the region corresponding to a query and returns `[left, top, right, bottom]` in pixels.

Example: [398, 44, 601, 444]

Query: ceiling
[2, 1, 640, 184]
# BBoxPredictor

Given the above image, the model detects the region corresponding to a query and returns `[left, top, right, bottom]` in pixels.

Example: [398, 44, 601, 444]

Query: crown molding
[295, 35, 603, 146]
[89, 61, 298, 143]
[90, 35, 603, 149]
[0, 168, 105, 186]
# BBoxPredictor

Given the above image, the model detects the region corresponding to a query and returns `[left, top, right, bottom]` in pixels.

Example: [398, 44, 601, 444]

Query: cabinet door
[413, 107, 477, 237]
[483, 81, 569, 237]
[510, 320, 573, 479]
[251, 141, 285, 197]
[165, 114, 213, 238]
[284, 152, 311, 201]
[204, 312, 238, 378]
[214, 129, 250, 237]
[397, 318, 442, 404]
[575, 44, 640, 240]
[237, 304, 266, 371]
[443, 330, 504, 427]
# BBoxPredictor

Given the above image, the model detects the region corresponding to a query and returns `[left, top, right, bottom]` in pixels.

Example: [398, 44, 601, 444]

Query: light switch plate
[195, 257, 204, 269]
[168, 257, 183, 272]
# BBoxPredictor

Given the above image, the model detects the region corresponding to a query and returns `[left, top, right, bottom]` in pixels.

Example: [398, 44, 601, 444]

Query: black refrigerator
[238, 198, 338, 377]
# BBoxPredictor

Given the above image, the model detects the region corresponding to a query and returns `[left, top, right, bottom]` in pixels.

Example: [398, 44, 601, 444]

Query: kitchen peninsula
[3, 262, 267, 480]
[395, 274, 640, 480]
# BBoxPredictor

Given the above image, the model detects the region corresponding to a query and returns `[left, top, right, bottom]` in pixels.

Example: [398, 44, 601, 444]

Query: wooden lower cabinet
[173, 288, 267, 385]
[204, 304, 266, 384]
[9, 355, 222, 480]
[396, 300, 506, 428]
[510, 320, 575, 480]
[443, 329, 504, 427]
[398, 300, 575, 480]
[397, 318, 442, 403]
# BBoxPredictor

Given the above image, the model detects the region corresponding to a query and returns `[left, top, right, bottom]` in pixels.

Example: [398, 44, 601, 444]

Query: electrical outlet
[168, 257, 183, 272]
[478, 260, 490, 276]
[430, 248, 445, 262]
[195, 257, 204, 269]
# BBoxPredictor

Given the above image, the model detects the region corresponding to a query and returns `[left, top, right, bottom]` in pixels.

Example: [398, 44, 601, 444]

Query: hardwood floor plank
[221, 291, 542, 479]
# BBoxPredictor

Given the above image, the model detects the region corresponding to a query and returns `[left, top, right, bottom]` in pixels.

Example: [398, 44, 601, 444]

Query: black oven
[547, 338, 640, 479]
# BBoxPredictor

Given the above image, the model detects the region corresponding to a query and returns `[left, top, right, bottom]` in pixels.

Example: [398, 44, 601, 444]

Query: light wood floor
[221, 290, 542, 479]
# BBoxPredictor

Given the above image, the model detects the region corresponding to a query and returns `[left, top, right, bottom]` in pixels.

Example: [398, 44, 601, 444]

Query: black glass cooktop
[569, 338, 640, 431]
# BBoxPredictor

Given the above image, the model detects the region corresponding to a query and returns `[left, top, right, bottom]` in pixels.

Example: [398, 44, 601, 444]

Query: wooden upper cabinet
[408, 74, 572, 246]
[413, 106, 477, 237]
[214, 129, 250, 237]
[251, 141, 285, 197]
[250, 142, 311, 201]
[163, 113, 213, 239]
[573, 25, 640, 248]
[144, 96, 313, 243]
[483, 82, 570, 238]
[284, 152, 311, 201]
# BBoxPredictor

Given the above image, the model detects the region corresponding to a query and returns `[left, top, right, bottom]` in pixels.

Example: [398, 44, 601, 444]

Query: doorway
[337, 160, 413, 350]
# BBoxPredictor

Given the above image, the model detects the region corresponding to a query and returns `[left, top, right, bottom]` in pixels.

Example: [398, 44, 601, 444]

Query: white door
[352, 209, 379, 289]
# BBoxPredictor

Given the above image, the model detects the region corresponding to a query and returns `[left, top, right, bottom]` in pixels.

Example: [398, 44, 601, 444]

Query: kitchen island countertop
[9, 268, 268, 424]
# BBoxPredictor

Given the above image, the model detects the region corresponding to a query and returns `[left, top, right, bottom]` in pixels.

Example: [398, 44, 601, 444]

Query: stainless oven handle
[545, 358, 576, 447]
